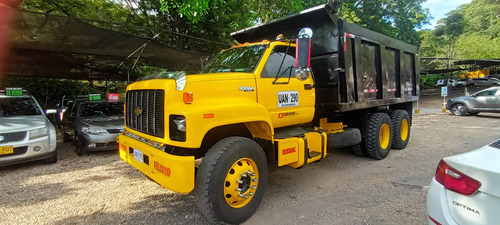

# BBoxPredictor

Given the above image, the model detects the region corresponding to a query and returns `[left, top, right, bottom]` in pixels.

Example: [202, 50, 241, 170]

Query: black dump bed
[232, 4, 419, 113]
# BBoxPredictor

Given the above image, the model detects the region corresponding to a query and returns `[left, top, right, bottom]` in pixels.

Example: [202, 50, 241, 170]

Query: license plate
[133, 148, 143, 163]
[0, 146, 14, 155]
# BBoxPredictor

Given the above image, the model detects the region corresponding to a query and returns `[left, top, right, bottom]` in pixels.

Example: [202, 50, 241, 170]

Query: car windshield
[0, 97, 42, 117]
[201, 44, 267, 74]
[80, 102, 124, 117]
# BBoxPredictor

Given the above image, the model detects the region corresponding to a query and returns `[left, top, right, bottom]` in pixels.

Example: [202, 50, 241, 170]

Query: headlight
[169, 115, 186, 142]
[295, 67, 311, 81]
[172, 118, 186, 132]
[82, 126, 108, 134]
[29, 127, 49, 140]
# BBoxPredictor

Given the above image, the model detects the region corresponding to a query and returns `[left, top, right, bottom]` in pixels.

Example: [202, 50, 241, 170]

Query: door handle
[304, 84, 314, 90]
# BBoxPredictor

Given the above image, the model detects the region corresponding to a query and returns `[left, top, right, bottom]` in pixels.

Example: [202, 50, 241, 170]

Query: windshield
[0, 97, 42, 117]
[201, 44, 267, 73]
[80, 102, 124, 117]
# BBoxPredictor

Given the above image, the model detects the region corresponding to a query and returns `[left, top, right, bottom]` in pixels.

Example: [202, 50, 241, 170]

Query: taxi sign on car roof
[89, 94, 101, 101]
[107, 93, 119, 102]
[5, 88, 23, 96]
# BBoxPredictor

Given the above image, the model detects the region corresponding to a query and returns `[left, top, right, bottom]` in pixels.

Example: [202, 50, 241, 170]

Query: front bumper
[117, 133, 195, 193]
[0, 135, 57, 166]
[80, 132, 120, 151]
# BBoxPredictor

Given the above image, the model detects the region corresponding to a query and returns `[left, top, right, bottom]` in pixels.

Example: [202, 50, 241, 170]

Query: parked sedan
[446, 87, 500, 116]
[61, 99, 124, 155]
[0, 90, 57, 166]
[426, 138, 500, 225]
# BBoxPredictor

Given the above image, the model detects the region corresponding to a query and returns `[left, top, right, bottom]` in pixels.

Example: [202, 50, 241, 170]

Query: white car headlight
[172, 118, 186, 132]
[29, 127, 49, 140]
[82, 126, 108, 134]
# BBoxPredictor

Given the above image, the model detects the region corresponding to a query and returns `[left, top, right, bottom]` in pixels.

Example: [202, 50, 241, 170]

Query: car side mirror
[45, 109, 57, 115]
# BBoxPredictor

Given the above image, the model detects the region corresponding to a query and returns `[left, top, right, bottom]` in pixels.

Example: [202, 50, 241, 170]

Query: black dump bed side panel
[341, 22, 419, 112]
[231, 4, 419, 113]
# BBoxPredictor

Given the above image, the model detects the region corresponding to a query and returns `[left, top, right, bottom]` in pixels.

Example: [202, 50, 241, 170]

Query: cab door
[255, 44, 315, 128]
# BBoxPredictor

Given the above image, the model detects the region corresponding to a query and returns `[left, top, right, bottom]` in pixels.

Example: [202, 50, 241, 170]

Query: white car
[426, 139, 500, 225]
[0, 90, 58, 166]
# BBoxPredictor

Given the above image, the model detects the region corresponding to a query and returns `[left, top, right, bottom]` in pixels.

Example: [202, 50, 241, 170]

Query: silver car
[447, 87, 500, 116]
[0, 92, 57, 166]
[61, 100, 124, 155]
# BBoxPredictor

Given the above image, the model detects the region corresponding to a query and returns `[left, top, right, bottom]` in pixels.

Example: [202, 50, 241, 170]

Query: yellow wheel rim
[400, 119, 409, 141]
[224, 158, 259, 208]
[379, 123, 390, 149]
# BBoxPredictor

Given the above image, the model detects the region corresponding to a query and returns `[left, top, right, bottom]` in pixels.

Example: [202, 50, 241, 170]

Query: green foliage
[455, 34, 500, 59]
[421, 0, 500, 60]
[342, 0, 430, 45]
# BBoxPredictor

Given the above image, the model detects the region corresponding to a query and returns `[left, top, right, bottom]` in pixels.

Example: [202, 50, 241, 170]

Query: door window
[475, 89, 497, 96]
[475, 90, 497, 96]
[261, 45, 296, 78]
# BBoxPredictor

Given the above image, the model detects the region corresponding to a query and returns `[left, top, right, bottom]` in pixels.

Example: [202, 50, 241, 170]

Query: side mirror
[295, 28, 313, 81]
[45, 109, 57, 115]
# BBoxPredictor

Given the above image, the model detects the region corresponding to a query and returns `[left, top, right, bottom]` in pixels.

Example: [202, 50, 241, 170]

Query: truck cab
[117, 3, 419, 224]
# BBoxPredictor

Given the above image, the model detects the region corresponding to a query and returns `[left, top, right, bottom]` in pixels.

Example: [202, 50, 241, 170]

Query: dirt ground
[1, 91, 499, 225]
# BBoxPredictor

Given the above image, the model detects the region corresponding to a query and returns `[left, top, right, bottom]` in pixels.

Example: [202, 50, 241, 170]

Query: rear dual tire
[390, 110, 410, 149]
[364, 113, 392, 160]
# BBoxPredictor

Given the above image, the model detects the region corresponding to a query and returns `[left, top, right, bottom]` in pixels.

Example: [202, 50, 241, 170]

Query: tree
[434, 8, 465, 58]
[455, 34, 500, 59]
[341, 0, 430, 45]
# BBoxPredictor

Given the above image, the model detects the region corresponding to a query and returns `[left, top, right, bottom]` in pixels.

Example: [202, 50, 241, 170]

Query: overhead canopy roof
[420, 68, 466, 75]
[454, 59, 500, 67]
[2, 9, 210, 81]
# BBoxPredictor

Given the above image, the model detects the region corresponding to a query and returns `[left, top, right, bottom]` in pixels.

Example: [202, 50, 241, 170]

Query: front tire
[364, 113, 392, 160]
[390, 110, 410, 149]
[450, 104, 467, 116]
[44, 150, 58, 164]
[195, 137, 268, 224]
[75, 136, 88, 156]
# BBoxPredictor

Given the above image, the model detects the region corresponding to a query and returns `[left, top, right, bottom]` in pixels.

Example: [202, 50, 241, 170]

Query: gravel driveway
[1, 95, 499, 225]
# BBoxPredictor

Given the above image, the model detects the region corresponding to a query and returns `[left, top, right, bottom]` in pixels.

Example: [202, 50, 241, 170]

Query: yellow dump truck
[117, 2, 419, 224]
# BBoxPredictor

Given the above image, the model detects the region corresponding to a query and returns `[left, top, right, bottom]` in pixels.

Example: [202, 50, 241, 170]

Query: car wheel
[75, 137, 88, 156]
[44, 150, 58, 164]
[450, 104, 467, 116]
[364, 113, 392, 160]
[194, 137, 268, 224]
[62, 127, 71, 143]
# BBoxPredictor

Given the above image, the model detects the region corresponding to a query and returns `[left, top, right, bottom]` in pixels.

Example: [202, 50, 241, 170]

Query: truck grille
[0, 131, 27, 144]
[126, 90, 165, 138]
